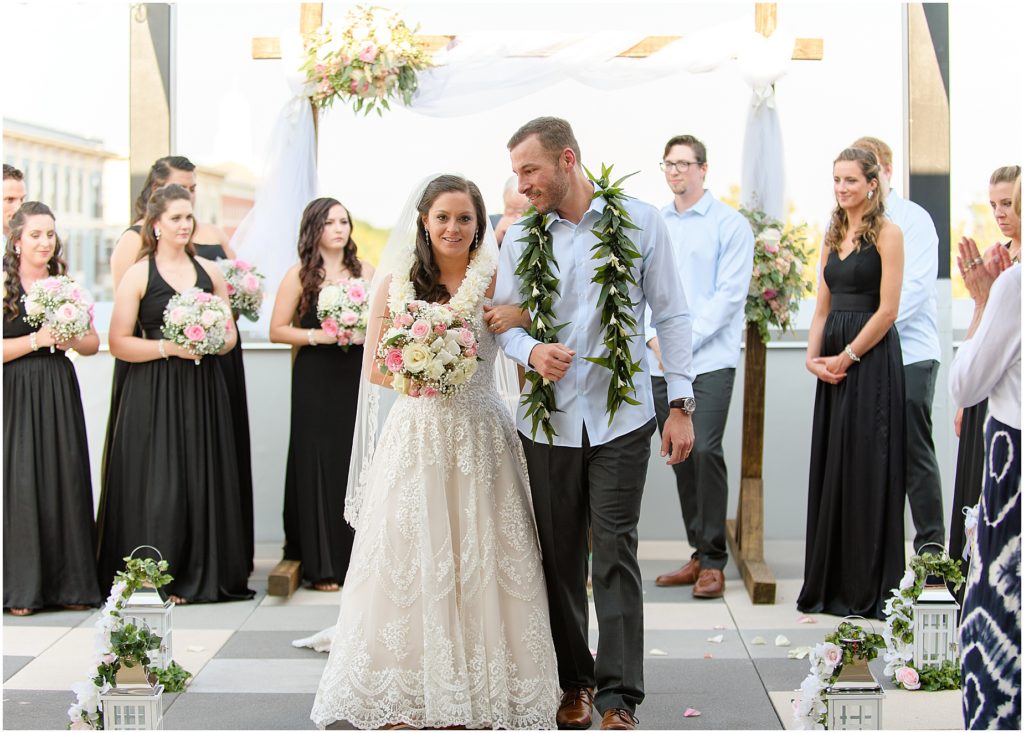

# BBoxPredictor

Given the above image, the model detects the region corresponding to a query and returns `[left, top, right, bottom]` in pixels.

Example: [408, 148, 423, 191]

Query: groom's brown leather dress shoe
[655, 558, 701, 587]
[556, 687, 594, 729]
[600, 709, 638, 730]
[692, 568, 725, 598]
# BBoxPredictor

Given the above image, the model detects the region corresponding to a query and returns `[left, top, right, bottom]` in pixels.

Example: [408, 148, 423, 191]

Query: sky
[2, 0, 1022, 238]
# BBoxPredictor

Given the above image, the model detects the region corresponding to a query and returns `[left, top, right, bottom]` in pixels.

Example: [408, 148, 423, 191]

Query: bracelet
[158, 339, 168, 360]
[307, 328, 316, 346]
[844, 344, 861, 363]
[29, 332, 38, 352]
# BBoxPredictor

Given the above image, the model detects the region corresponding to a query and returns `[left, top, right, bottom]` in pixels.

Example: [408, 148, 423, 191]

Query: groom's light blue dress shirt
[495, 192, 695, 448]
[645, 190, 754, 378]
[886, 190, 941, 366]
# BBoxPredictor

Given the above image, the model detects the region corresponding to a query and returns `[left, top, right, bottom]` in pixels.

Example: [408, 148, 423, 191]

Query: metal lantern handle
[835, 614, 877, 636]
[128, 545, 165, 562]
[916, 542, 948, 558]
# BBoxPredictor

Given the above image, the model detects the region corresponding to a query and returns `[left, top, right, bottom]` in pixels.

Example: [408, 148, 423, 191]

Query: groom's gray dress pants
[520, 418, 656, 715]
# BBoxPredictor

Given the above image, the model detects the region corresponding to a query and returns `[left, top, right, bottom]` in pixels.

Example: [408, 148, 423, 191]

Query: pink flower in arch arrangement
[761, 288, 778, 301]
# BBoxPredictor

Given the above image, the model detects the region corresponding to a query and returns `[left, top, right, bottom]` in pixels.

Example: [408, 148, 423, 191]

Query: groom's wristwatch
[670, 397, 696, 416]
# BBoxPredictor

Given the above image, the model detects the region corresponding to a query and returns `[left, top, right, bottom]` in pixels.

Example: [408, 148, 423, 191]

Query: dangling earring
[422, 222, 429, 241]
[14, 245, 21, 256]
[154, 227, 162, 239]
[472, 230, 479, 249]
[867, 190, 874, 200]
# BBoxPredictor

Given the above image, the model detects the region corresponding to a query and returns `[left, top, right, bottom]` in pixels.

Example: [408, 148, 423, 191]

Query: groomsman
[648, 135, 754, 599]
[852, 136, 945, 551]
[496, 117, 695, 731]
[3, 164, 27, 244]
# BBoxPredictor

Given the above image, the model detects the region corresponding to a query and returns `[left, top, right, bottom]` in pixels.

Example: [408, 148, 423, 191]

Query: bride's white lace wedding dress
[304, 276, 559, 729]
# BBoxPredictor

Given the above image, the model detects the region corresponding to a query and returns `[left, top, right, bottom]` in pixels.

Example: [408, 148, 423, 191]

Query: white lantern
[100, 663, 164, 730]
[912, 583, 959, 668]
[824, 642, 884, 730]
[121, 583, 174, 669]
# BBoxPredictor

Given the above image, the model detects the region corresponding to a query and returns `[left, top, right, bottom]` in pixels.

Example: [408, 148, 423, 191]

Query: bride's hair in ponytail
[411, 175, 487, 304]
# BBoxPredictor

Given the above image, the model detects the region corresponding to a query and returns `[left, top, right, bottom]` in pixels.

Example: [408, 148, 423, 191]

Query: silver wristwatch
[669, 396, 696, 415]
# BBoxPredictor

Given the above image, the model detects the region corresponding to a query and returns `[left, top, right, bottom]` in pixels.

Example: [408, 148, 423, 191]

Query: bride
[301, 174, 560, 730]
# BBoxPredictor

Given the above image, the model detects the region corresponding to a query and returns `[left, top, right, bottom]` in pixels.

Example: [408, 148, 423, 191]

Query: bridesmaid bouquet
[161, 288, 234, 365]
[317, 278, 369, 350]
[376, 300, 480, 398]
[21, 275, 94, 352]
[217, 258, 265, 321]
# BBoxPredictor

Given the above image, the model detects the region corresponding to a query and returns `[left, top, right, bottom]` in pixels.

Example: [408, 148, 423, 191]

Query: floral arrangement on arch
[302, 5, 432, 115]
[67, 556, 192, 729]
[740, 208, 813, 343]
[881, 548, 964, 692]
[793, 620, 885, 730]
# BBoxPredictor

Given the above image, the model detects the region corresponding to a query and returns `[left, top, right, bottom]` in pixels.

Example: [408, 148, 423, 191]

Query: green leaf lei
[515, 164, 643, 443]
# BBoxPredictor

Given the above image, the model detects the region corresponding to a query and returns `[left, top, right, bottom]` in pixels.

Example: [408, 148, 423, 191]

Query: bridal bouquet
[317, 278, 369, 349]
[21, 275, 94, 351]
[161, 288, 234, 365]
[217, 258, 265, 321]
[376, 300, 480, 398]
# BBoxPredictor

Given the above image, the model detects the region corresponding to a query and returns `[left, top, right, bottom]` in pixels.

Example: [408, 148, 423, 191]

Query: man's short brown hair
[663, 135, 707, 164]
[851, 137, 893, 169]
[507, 117, 581, 164]
[3, 164, 24, 182]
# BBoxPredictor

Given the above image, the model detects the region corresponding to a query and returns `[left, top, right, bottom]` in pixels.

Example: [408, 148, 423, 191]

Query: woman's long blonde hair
[824, 147, 887, 252]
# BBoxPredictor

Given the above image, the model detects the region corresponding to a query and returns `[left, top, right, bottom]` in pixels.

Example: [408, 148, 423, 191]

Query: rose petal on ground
[750, 636, 767, 645]
[706, 634, 724, 643]
[185, 645, 205, 652]
[797, 615, 817, 624]
[683, 708, 701, 717]
[703, 652, 713, 659]
[775, 634, 791, 646]
[788, 646, 813, 660]
[713, 624, 726, 630]
[649, 648, 668, 656]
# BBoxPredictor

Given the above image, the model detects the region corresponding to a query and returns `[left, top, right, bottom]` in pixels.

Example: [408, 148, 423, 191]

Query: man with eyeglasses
[646, 135, 754, 599]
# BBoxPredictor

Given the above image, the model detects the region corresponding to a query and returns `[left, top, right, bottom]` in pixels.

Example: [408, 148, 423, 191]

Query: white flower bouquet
[161, 288, 234, 364]
[317, 278, 369, 349]
[376, 300, 481, 398]
[21, 275, 94, 351]
[217, 258, 265, 321]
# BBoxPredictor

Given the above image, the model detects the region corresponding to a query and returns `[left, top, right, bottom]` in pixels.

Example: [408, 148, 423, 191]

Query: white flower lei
[387, 243, 496, 320]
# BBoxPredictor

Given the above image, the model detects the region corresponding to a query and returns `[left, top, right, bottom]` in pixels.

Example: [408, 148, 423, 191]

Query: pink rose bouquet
[316, 277, 369, 350]
[161, 287, 233, 365]
[376, 300, 481, 398]
[216, 258, 266, 321]
[21, 275, 95, 352]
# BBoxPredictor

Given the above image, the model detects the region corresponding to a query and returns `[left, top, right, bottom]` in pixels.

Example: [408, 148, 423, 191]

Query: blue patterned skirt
[960, 415, 1021, 730]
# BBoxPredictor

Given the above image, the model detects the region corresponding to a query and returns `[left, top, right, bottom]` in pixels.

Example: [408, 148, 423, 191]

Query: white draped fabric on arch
[231, 18, 792, 334]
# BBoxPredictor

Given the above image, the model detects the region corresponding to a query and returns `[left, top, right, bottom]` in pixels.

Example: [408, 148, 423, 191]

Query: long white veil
[343, 174, 521, 531]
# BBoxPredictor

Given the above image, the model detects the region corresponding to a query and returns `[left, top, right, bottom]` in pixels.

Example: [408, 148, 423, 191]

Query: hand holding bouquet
[161, 288, 234, 365]
[376, 300, 481, 398]
[21, 276, 95, 352]
[317, 278, 369, 349]
[217, 258, 265, 321]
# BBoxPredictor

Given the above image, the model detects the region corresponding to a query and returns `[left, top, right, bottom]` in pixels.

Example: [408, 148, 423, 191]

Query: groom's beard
[530, 172, 571, 216]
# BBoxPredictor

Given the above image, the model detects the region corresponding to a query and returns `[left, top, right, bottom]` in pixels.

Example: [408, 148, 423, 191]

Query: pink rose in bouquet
[316, 278, 370, 350]
[21, 275, 95, 351]
[161, 287, 233, 365]
[217, 258, 266, 321]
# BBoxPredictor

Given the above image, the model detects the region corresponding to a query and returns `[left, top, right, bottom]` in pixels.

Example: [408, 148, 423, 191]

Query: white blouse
[950, 264, 1021, 429]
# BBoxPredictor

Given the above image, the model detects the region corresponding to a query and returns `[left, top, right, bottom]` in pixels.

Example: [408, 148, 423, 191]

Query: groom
[495, 117, 696, 730]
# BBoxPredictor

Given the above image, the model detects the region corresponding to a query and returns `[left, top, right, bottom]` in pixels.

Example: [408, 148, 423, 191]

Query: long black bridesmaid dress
[3, 290, 103, 610]
[96, 256, 253, 602]
[281, 291, 362, 586]
[194, 243, 254, 573]
[797, 241, 906, 620]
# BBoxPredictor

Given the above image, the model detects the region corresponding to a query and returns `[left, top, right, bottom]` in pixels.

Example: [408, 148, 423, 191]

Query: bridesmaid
[948, 164, 1020, 601]
[797, 147, 906, 620]
[270, 198, 374, 591]
[97, 184, 253, 604]
[106, 155, 254, 573]
[3, 202, 102, 615]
